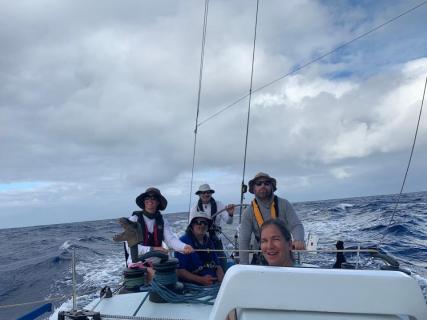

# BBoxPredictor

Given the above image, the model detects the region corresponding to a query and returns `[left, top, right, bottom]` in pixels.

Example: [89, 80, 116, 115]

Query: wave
[78, 236, 109, 242]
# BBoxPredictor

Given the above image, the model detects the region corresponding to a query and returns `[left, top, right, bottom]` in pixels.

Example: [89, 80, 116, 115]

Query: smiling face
[260, 224, 293, 267]
[144, 195, 159, 214]
[199, 191, 213, 204]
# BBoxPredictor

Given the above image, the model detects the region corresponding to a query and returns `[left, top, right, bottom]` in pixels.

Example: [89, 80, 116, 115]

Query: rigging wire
[188, 0, 210, 221]
[238, 0, 260, 224]
[377, 75, 427, 246]
[197, 0, 427, 127]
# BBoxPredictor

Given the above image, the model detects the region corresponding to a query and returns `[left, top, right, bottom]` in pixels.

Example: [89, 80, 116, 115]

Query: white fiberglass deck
[87, 265, 427, 320]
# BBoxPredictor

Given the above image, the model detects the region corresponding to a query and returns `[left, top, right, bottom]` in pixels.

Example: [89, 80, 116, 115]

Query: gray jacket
[238, 195, 304, 264]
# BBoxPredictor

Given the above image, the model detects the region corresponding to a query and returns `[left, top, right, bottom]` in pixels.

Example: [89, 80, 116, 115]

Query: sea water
[0, 191, 426, 319]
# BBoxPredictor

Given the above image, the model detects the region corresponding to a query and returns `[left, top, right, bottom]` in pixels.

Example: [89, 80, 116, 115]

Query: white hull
[86, 265, 427, 320]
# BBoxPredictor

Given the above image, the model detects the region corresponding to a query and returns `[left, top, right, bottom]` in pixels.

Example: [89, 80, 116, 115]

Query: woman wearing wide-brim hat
[119, 187, 193, 267]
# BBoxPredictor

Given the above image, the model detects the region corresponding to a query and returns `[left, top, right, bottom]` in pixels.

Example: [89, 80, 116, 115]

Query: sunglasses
[254, 180, 272, 187]
[193, 219, 209, 226]
[144, 195, 158, 201]
[200, 191, 213, 195]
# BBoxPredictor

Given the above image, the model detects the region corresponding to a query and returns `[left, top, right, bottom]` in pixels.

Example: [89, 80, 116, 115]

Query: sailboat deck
[87, 265, 427, 320]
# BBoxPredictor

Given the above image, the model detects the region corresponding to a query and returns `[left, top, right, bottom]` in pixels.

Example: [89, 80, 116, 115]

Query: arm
[216, 265, 224, 282]
[176, 269, 217, 286]
[216, 201, 234, 225]
[238, 206, 253, 264]
[283, 200, 305, 241]
[281, 199, 305, 249]
[163, 218, 192, 253]
[211, 245, 224, 281]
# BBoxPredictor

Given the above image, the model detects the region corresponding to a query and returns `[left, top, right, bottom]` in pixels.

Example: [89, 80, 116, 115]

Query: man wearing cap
[239, 172, 305, 265]
[191, 184, 234, 271]
[175, 212, 224, 286]
[120, 187, 193, 267]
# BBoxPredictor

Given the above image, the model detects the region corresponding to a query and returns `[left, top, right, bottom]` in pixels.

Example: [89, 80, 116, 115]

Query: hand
[226, 204, 235, 216]
[183, 245, 194, 254]
[292, 240, 306, 250]
[216, 266, 224, 282]
[198, 274, 217, 286]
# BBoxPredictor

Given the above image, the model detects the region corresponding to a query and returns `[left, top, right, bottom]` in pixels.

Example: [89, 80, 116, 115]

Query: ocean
[1, 191, 426, 319]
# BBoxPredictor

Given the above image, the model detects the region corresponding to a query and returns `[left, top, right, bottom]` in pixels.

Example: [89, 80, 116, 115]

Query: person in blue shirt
[175, 212, 224, 286]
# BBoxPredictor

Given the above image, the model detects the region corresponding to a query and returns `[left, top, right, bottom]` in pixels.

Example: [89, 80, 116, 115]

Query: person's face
[199, 191, 213, 204]
[144, 194, 159, 213]
[260, 224, 292, 266]
[253, 179, 273, 200]
[191, 218, 209, 238]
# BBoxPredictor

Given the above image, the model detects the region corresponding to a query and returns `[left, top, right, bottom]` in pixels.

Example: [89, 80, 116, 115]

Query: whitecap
[336, 203, 354, 210]
[59, 240, 72, 250]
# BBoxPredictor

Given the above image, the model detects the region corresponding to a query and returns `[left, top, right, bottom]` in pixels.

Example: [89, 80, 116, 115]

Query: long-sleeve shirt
[191, 200, 233, 226]
[190, 200, 233, 244]
[238, 195, 304, 264]
[125, 214, 186, 266]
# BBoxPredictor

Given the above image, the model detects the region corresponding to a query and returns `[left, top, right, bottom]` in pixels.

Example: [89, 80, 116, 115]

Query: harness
[187, 232, 218, 275]
[252, 195, 280, 228]
[197, 198, 222, 249]
[126, 211, 165, 263]
[197, 198, 217, 223]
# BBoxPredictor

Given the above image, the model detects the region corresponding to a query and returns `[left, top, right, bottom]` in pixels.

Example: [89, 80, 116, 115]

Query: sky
[1, 0, 427, 229]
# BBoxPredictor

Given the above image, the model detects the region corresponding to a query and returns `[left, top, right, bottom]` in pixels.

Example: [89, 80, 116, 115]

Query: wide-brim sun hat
[195, 183, 215, 195]
[135, 187, 168, 211]
[248, 172, 277, 194]
[189, 212, 213, 227]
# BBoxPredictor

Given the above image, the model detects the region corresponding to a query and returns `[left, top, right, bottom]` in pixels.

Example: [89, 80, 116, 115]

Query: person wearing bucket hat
[191, 183, 235, 272]
[116, 187, 193, 267]
[239, 172, 305, 265]
[175, 212, 224, 286]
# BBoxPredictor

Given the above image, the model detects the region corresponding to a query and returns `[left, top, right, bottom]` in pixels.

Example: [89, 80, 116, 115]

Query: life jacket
[197, 197, 217, 223]
[197, 198, 222, 246]
[132, 210, 164, 246]
[252, 195, 280, 228]
[250, 195, 281, 265]
[126, 210, 165, 263]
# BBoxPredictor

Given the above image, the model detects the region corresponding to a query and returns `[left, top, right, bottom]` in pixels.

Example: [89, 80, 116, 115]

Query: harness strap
[252, 196, 278, 228]
[130, 245, 139, 263]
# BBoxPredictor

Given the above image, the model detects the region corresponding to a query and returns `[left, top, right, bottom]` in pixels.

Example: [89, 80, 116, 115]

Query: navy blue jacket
[175, 233, 219, 278]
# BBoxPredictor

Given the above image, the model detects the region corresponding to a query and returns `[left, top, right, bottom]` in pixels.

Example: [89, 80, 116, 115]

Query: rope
[377, 75, 427, 245]
[188, 0, 210, 222]
[197, 0, 427, 127]
[0, 296, 66, 309]
[239, 0, 260, 225]
[173, 248, 379, 254]
[150, 279, 220, 305]
[100, 314, 189, 320]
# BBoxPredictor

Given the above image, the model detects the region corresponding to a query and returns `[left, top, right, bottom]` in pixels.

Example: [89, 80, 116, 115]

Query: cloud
[0, 0, 426, 228]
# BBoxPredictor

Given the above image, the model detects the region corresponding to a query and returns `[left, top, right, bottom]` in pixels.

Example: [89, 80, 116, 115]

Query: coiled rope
[150, 279, 220, 305]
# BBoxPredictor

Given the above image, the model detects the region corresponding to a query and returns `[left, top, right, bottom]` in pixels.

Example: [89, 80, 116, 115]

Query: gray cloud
[1, 0, 426, 228]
